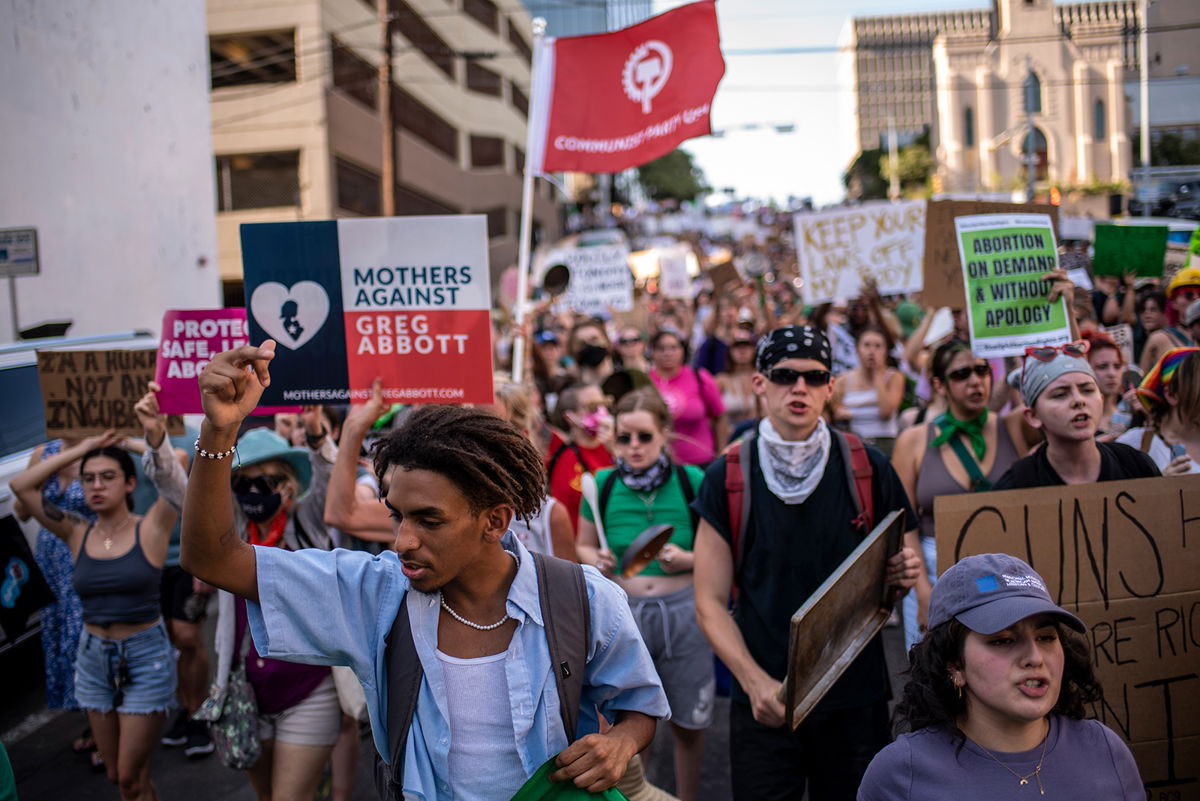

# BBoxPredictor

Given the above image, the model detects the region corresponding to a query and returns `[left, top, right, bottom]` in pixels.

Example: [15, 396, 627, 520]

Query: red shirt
[545, 430, 613, 530]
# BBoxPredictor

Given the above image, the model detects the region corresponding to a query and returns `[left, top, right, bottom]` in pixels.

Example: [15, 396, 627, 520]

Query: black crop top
[72, 522, 161, 626]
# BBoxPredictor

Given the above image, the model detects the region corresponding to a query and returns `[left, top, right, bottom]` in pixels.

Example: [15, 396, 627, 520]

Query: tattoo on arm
[42, 499, 86, 528]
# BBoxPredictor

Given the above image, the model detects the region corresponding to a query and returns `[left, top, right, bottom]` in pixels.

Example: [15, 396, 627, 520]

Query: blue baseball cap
[534, 330, 559, 345]
[928, 553, 1085, 635]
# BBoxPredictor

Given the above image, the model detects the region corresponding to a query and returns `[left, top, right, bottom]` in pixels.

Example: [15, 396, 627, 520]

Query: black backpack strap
[597, 470, 620, 530]
[673, 463, 699, 533]
[530, 551, 590, 743]
[374, 594, 421, 801]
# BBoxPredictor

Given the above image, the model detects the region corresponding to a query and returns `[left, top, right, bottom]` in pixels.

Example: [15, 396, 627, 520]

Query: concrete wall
[0, 0, 221, 342]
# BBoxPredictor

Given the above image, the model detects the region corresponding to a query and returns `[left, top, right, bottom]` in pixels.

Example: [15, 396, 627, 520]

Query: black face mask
[236, 491, 283, 523]
[576, 343, 610, 368]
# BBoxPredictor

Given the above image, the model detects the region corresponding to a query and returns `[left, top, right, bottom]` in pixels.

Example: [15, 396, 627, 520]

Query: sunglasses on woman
[1025, 340, 1090, 362]
[618, 336, 643, 346]
[615, 431, 655, 445]
[765, 367, 833, 387]
[945, 364, 991, 382]
[232, 474, 288, 495]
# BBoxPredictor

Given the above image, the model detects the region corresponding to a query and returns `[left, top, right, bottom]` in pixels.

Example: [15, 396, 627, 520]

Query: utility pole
[1024, 56, 1037, 203]
[887, 115, 900, 202]
[1138, 0, 1150, 216]
[379, 0, 395, 216]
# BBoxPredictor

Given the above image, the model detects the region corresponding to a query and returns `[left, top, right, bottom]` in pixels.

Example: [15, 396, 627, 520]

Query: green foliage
[843, 148, 887, 200]
[1132, 132, 1200, 166]
[881, 144, 934, 191]
[636, 149, 709, 202]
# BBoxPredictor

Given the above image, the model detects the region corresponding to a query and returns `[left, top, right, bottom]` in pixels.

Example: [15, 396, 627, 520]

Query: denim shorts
[75, 621, 177, 715]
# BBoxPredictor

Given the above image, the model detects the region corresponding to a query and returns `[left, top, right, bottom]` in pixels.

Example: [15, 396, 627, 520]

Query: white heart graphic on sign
[249, 281, 330, 351]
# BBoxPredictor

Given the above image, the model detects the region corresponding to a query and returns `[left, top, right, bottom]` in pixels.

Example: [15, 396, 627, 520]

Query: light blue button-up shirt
[247, 534, 669, 801]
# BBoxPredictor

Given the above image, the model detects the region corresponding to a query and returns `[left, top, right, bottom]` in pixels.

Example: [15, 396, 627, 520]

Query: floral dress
[32, 440, 96, 710]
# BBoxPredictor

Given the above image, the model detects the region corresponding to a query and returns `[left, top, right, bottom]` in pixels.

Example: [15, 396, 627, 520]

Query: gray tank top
[915, 419, 1020, 541]
[72, 521, 162, 625]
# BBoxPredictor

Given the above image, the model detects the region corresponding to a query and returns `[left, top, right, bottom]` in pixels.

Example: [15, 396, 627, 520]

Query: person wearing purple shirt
[858, 553, 1143, 801]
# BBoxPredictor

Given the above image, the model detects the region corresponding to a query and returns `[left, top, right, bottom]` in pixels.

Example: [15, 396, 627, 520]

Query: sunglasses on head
[615, 431, 656, 445]
[765, 367, 833, 387]
[232, 474, 288, 495]
[1024, 340, 1090, 363]
[945, 364, 991, 382]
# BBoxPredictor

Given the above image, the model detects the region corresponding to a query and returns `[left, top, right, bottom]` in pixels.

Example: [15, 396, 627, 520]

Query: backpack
[724, 428, 875, 598]
[596, 464, 700, 534]
[373, 552, 590, 801]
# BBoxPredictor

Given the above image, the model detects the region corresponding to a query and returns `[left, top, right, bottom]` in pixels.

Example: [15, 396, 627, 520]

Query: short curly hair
[895, 619, 1102, 737]
[371, 404, 545, 520]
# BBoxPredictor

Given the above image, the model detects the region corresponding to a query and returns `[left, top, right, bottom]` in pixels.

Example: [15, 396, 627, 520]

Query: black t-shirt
[691, 436, 915, 711]
[992, 441, 1160, 490]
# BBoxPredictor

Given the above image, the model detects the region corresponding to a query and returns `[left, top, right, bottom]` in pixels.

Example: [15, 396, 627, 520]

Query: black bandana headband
[755, 325, 832, 372]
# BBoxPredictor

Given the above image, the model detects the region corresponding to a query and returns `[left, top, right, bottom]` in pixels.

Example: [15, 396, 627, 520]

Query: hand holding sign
[133, 382, 167, 448]
[198, 342, 276, 433]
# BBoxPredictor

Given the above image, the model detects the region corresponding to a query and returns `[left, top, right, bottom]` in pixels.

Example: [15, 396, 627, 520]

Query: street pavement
[4, 624, 907, 800]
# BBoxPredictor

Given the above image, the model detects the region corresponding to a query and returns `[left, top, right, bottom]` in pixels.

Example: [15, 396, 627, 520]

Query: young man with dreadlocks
[181, 343, 668, 801]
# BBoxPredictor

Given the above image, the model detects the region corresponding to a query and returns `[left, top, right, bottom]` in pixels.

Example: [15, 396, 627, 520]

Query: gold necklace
[977, 724, 1050, 795]
[96, 515, 132, 551]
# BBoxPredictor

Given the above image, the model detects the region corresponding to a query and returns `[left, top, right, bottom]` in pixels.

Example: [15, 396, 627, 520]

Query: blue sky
[654, 0, 985, 206]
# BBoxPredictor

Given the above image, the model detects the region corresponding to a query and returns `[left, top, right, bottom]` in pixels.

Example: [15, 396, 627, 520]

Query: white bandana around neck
[756, 417, 831, 504]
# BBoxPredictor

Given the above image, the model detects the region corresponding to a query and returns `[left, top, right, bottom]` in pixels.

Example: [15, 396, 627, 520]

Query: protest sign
[1092, 224, 1169, 277]
[155, 309, 298, 415]
[955, 213, 1071, 358]
[923, 200, 1059, 309]
[935, 477, 1200, 799]
[658, 248, 691, 299]
[706, 260, 741, 293]
[792, 200, 925, 304]
[38, 349, 184, 437]
[1190, 227, 1200, 265]
[1103, 323, 1136, 367]
[242, 216, 494, 406]
[553, 244, 633, 315]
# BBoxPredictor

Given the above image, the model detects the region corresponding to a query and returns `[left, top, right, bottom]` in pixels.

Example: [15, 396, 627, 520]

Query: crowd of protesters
[8, 225, 1199, 801]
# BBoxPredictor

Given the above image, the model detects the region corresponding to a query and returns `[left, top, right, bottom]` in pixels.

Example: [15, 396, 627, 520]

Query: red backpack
[724, 428, 875, 598]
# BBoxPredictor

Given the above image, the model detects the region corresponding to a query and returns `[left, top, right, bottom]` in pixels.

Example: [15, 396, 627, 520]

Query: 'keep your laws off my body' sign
[241, 216, 494, 406]
[936, 477, 1200, 799]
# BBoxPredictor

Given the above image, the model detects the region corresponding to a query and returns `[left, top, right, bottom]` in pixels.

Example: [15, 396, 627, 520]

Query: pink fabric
[651, 367, 725, 465]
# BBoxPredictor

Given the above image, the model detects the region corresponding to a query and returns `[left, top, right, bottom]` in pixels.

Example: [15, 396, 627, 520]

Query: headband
[755, 326, 832, 372]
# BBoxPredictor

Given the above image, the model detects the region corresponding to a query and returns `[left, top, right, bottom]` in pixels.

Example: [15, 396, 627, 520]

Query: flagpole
[511, 17, 547, 383]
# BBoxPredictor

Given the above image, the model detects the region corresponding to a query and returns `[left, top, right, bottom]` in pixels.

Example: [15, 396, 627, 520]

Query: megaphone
[541, 263, 571, 297]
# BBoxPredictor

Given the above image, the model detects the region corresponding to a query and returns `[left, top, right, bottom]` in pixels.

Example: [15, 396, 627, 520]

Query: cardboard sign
[956, 213, 1071, 358]
[557, 244, 634, 315]
[658, 249, 691, 299]
[1103, 323, 1136, 367]
[923, 200, 1060, 309]
[706, 260, 741, 293]
[1092, 224, 1169, 278]
[38, 349, 184, 437]
[792, 200, 925, 303]
[242, 216, 494, 406]
[935, 477, 1200, 798]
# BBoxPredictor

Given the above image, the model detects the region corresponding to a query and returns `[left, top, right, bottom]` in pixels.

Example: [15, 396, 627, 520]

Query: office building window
[1094, 99, 1106, 139]
[513, 145, 525, 174]
[215, 151, 300, 211]
[393, 86, 460, 159]
[470, 135, 505, 168]
[510, 81, 529, 117]
[395, 184, 459, 216]
[211, 31, 296, 88]
[336, 159, 382, 216]
[331, 37, 377, 109]
[393, 0, 455, 79]
[963, 106, 975, 148]
[484, 207, 508, 239]
[508, 19, 532, 64]
[466, 62, 503, 97]
[464, 0, 499, 32]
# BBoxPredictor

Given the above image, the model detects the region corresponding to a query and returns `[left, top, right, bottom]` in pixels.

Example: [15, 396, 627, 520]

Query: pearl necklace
[439, 551, 519, 631]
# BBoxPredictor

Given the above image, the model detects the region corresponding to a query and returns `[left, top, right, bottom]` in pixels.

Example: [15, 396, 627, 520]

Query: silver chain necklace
[439, 551, 519, 631]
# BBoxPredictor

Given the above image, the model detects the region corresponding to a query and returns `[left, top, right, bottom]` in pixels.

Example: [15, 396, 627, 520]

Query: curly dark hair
[371, 404, 545, 521]
[895, 619, 1103, 737]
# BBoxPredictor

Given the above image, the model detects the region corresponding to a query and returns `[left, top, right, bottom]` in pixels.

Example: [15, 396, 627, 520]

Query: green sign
[955, 213, 1072, 358]
[1189, 226, 1200, 264]
[1091, 224, 1169, 277]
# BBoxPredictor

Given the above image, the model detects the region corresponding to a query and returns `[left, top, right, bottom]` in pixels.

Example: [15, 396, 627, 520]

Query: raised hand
[345, 378, 388, 432]
[134, 381, 167, 447]
[198, 342, 276, 433]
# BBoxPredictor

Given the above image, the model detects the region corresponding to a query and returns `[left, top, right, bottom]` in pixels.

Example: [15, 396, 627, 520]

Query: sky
[653, 0, 986, 207]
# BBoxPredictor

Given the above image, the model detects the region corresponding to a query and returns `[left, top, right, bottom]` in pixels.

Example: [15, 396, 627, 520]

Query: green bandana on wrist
[931, 409, 989, 460]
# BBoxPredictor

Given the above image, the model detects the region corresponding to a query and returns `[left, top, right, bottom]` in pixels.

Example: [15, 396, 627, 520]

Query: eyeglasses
[82, 470, 121, 484]
[765, 367, 833, 387]
[615, 431, 656, 445]
[232, 474, 288, 495]
[618, 337, 643, 346]
[1025, 340, 1090, 362]
[945, 364, 991, 382]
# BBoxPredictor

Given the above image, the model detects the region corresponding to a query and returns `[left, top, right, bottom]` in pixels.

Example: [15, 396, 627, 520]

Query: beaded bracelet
[194, 438, 238, 461]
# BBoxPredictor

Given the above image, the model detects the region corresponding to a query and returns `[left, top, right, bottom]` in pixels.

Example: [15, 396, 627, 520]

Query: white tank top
[437, 648, 527, 800]
[843, 387, 899, 439]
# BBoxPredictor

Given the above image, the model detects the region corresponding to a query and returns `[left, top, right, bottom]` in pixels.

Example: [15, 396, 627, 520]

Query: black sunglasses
[615, 431, 656, 445]
[232, 474, 288, 495]
[618, 337, 644, 346]
[765, 367, 832, 387]
[945, 364, 991, 382]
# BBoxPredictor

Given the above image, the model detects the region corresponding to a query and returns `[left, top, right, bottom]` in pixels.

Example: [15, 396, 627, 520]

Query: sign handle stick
[511, 18, 548, 383]
[8, 276, 18, 341]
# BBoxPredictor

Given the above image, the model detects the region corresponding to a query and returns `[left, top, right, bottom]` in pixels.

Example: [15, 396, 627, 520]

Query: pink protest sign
[155, 309, 298, 415]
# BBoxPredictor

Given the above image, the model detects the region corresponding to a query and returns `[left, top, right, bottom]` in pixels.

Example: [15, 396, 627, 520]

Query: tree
[843, 148, 887, 201]
[882, 143, 934, 190]
[1132, 132, 1200, 166]
[636, 149, 709, 202]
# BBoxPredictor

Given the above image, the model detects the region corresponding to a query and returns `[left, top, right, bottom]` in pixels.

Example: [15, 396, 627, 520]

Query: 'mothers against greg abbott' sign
[242, 216, 493, 406]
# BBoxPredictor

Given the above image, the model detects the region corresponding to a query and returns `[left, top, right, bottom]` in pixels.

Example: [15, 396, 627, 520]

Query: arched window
[964, 106, 975, 147]
[1020, 127, 1049, 181]
[1094, 99, 1106, 139]
[1023, 71, 1042, 113]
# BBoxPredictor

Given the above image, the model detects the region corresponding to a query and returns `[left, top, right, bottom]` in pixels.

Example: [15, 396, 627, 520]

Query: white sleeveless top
[437, 648, 527, 800]
[843, 387, 899, 439]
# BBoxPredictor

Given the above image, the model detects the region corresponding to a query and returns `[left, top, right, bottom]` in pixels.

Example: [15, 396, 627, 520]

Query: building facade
[521, 0, 654, 38]
[209, 0, 560, 299]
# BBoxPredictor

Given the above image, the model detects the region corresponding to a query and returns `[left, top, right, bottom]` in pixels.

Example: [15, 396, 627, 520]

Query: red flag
[529, 0, 725, 175]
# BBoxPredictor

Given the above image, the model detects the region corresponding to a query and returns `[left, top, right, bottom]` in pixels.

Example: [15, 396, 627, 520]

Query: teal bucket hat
[234, 428, 313, 494]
